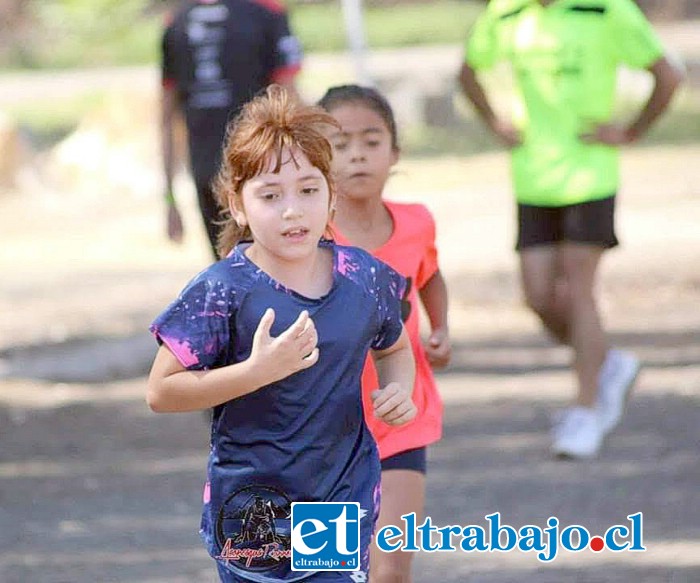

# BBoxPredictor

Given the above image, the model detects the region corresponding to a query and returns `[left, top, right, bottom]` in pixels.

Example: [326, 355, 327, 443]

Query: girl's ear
[390, 147, 400, 167]
[229, 196, 247, 227]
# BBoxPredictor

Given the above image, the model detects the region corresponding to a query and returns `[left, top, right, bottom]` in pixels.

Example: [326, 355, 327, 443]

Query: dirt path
[1, 138, 699, 582]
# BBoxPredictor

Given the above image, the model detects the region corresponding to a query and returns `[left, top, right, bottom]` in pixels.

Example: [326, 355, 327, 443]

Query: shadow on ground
[0, 333, 156, 383]
[1, 327, 699, 582]
[3, 326, 700, 383]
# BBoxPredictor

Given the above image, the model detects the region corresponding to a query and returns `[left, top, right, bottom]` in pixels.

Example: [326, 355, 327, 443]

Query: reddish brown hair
[213, 85, 339, 258]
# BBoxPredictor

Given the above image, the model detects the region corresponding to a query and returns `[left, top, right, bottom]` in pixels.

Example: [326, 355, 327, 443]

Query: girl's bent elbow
[146, 392, 163, 413]
[146, 384, 170, 413]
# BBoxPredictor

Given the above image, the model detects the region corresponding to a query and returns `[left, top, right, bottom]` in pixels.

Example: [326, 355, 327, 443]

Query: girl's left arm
[370, 328, 417, 425]
[419, 269, 451, 368]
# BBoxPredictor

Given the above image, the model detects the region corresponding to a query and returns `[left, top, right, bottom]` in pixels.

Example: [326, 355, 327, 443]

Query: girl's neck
[334, 196, 394, 252]
[246, 242, 333, 298]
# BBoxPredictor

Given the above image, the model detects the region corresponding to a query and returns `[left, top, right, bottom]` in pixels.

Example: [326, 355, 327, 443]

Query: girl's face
[231, 147, 332, 265]
[327, 103, 398, 201]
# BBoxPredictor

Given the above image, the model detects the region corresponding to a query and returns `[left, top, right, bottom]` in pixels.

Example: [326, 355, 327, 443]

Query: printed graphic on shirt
[216, 485, 293, 577]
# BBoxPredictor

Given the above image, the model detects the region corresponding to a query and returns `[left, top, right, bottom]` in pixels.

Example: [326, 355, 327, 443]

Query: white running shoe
[551, 406, 605, 459]
[598, 349, 641, 434]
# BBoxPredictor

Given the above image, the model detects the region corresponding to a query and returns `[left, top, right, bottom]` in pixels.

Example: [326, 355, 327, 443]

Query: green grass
[291, 0, 481, 53]
[5, 92, 107, 149]
[401, 97, 700, 158]
[5, 0, 697, 156]
[3, 0, 481, 70]
[9, 86, 699, 155]
[12, 17, 161, 70]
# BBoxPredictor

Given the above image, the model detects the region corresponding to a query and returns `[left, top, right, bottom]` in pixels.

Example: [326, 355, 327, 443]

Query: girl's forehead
[260, 146, 307, 171]
[329, 103, 389, 132]
[253, 147, 324, 181]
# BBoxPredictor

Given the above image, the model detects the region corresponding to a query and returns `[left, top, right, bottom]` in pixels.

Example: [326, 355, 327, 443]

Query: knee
[523, 288, 556, 318]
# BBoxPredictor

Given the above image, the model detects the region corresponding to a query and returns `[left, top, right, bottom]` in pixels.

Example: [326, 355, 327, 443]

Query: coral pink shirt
[334, 201, 443, 459]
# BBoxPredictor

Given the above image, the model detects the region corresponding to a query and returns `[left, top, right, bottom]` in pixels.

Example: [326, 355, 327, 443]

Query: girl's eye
[366, 141, 380, 148]
[301, 187, 318, 195]
[261, 192, 279, 201]
[333, 142, 348, 151]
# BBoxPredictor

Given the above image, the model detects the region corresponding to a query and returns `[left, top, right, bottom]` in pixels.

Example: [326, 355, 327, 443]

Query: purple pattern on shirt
[149, 240, 405, 581]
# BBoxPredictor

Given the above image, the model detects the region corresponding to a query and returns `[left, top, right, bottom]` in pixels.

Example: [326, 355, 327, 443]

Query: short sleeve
[266, 9, 303, 82]
[370, 259, 407, 351]
[464, 9, 500, 71]
[415, 208, 439, 290]
[608, 0, 664, 69]
[150, 277, 233, 370]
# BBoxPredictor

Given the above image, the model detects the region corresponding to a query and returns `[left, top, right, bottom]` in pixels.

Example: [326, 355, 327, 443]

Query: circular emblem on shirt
[215, 485, 293, 576]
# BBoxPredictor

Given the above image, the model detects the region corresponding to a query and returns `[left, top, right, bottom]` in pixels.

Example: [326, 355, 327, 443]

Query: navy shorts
[380, 447, 427, 474]
[516, 195, 619, 250]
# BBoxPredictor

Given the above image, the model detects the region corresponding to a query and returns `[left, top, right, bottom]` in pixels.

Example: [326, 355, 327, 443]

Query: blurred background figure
[161, 0, 303, 258]
[458, 0, 684, 459]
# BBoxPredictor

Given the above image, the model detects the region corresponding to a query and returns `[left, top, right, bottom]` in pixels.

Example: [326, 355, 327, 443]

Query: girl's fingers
[371, 383, 399, 410]
[300, 347, 320, 368]
[300, 321, 318, 346]
[379, 400, 416, 425]
[373, 387, 404, 418]
[279, 311, 314, 345]
[253, 308, 276, 342]
[298, 314, 315, 337]
[293, 321, 317, 359]
[387, 406, 417, 425]
[299, 335, 318, 358]
[373, 383, 416, 425]
[279, 310, 308, 340]
[294, 310, 310, 330]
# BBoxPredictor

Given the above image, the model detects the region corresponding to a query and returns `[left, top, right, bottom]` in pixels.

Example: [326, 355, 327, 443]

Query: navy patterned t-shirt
[150, 240, 405, 581]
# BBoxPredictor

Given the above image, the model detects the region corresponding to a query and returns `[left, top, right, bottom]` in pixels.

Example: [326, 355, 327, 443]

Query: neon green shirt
[464, 0, 663, 205]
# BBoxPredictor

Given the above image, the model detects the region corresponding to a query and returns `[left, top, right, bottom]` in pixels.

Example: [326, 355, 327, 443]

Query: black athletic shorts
[381, 447, 427, 474]
[516, 195, 619, 250]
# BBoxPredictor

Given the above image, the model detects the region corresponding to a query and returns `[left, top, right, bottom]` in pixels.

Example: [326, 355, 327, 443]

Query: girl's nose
[350, 146, 366, 162]
[282, 205, 303, 220]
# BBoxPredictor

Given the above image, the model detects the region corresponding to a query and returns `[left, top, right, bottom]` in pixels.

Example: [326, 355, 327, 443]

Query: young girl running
[147, 86, 417, 583]
[319, 85, 450, 583]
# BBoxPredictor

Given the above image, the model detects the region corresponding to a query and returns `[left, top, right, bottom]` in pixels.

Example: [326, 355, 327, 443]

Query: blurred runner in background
[161, 0, 303, 258]
[459, 0, 684, 459]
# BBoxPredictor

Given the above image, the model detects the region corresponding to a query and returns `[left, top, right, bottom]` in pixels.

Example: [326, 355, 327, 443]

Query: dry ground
[1, 140, 699, 582]
[2, 21, 700, 574]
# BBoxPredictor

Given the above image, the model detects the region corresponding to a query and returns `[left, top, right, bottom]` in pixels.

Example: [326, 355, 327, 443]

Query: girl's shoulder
[178, 250, 255, 299]
[333, 242, 404, 295]
[384, 201, 437, 243]
[334, 242, 394, 279]
[385, 200, 435, 226]
[333, 241, 379, 271]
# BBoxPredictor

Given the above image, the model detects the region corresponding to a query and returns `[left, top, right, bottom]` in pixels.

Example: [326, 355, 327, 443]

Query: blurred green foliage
[3, 0, 696, 158]
[14, 0, 162, 69]
[291, 0, 480, 52]
[1, 0, 481, 70]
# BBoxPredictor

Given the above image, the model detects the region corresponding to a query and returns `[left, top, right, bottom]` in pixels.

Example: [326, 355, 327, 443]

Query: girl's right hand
[250, 309, 319, 384]
[371, 383, 417, 426]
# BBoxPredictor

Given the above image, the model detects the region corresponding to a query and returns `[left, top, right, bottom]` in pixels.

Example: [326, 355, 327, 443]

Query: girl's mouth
[282, 227, 309, 240]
